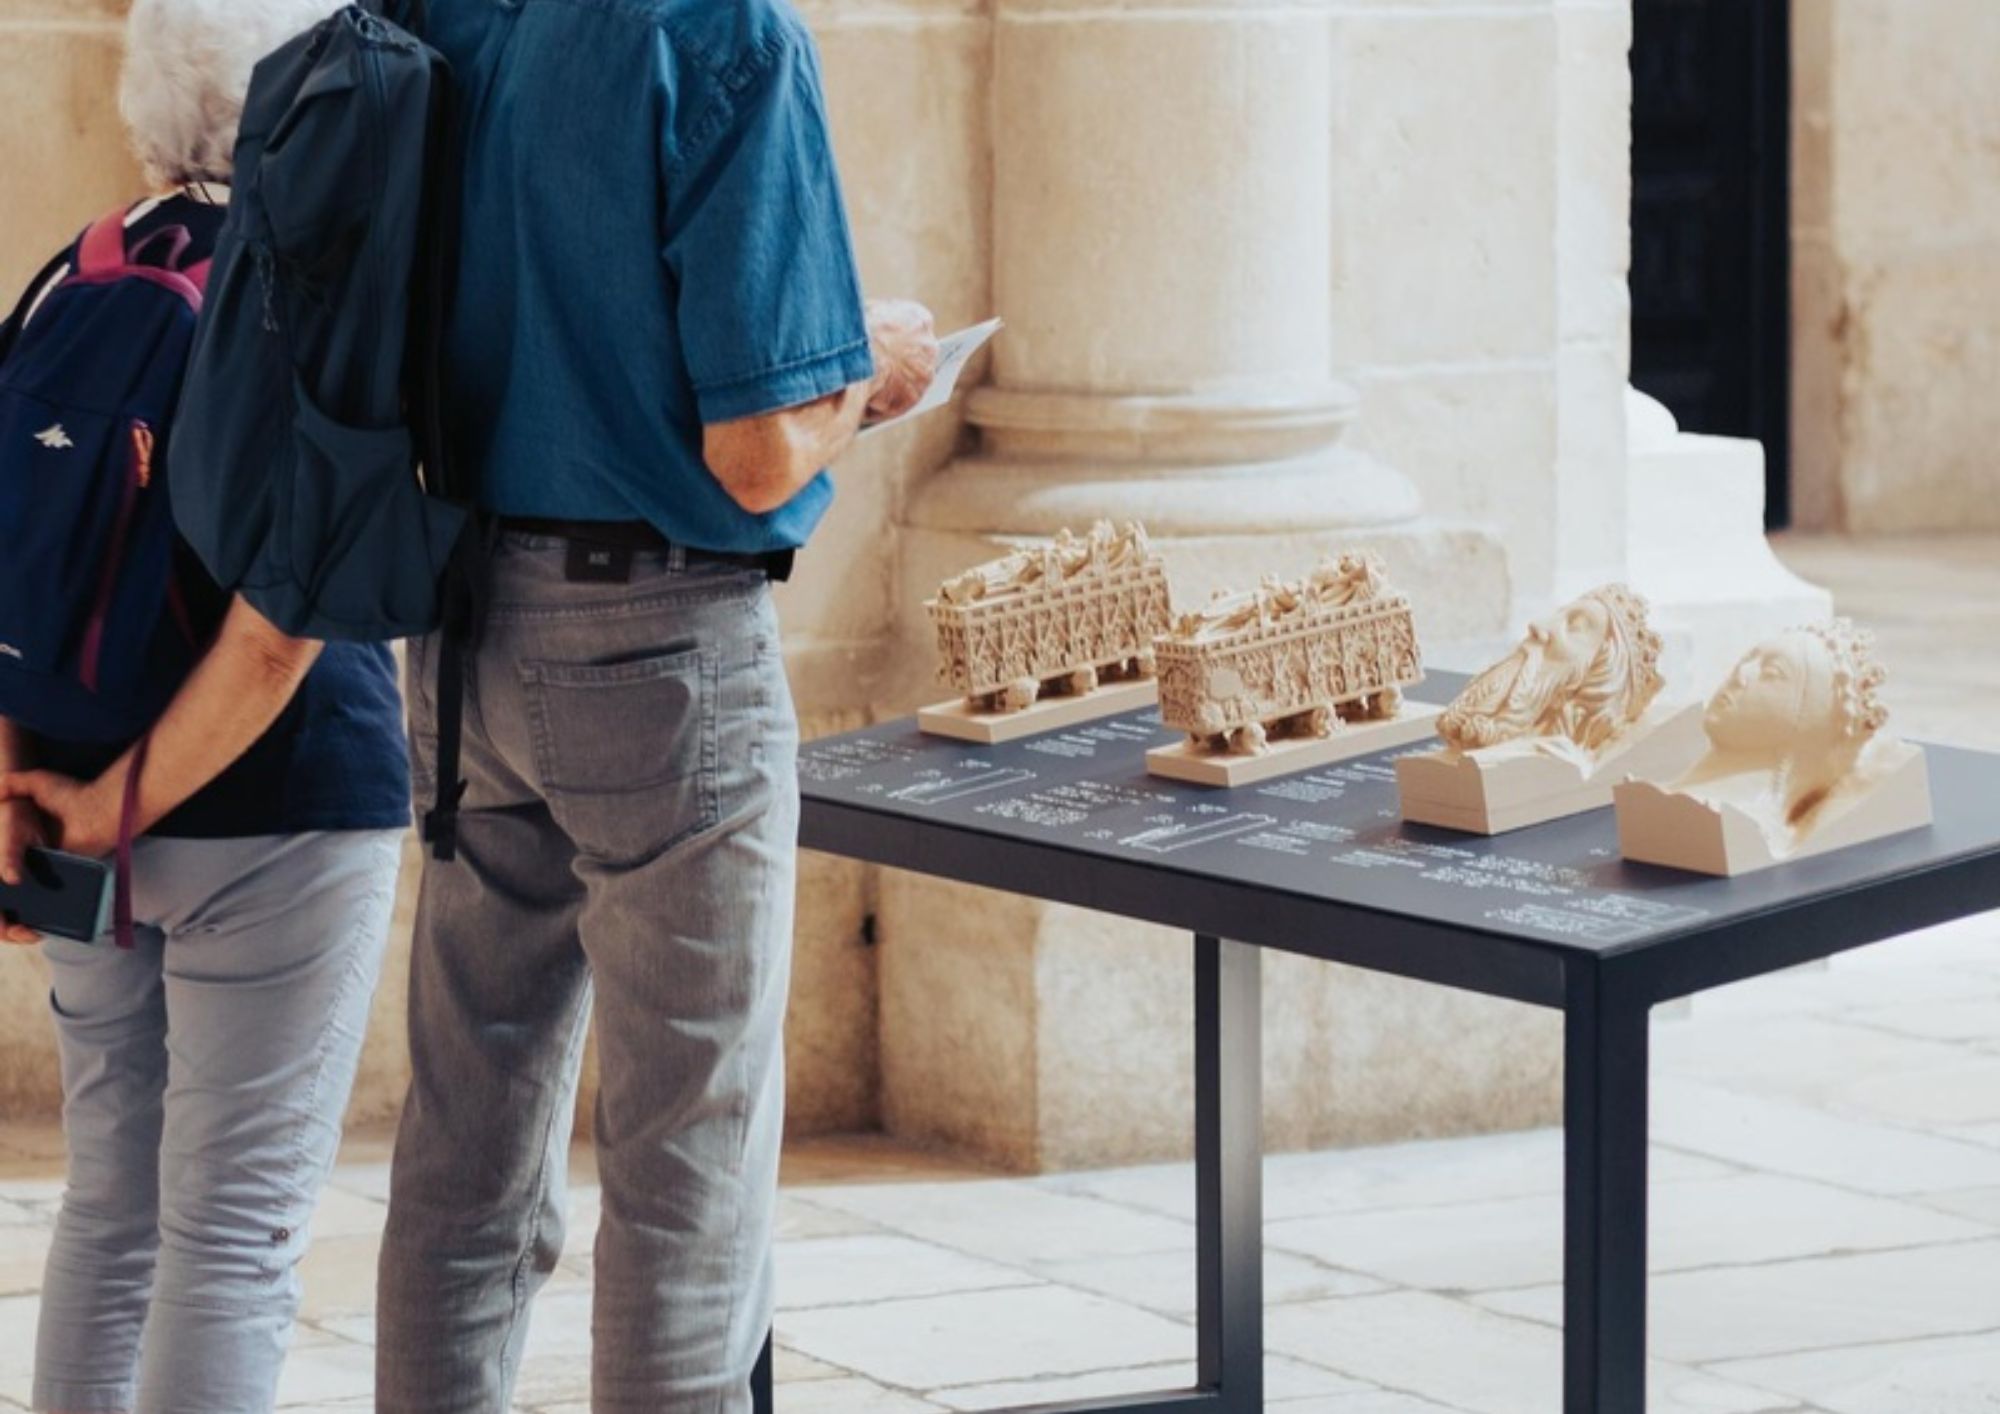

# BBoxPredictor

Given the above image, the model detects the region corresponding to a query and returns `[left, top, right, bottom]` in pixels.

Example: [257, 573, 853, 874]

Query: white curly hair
[120, 0, 348, 187]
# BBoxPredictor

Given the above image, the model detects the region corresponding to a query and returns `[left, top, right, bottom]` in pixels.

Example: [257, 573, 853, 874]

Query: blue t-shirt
[23, 195, 410, 841]
[425, 0, 875, 552]
[33, 640, 411, 840]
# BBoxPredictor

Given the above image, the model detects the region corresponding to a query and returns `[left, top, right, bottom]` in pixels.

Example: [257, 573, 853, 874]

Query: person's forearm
[100, 599, 321, 836]
[775, 378, 871, 478]
[0, 718, 32, 774]
[705, 378, 871, 515]
[812, 378, 873, 466]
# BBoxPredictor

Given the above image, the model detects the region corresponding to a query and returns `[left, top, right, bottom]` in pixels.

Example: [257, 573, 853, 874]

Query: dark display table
[756, 674, 2000, 1414]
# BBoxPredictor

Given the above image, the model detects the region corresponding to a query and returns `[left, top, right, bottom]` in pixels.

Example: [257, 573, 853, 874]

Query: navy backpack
[172, 1, 465, 643]
[172, 0, 480, 857]
[0, 208, 214, 747]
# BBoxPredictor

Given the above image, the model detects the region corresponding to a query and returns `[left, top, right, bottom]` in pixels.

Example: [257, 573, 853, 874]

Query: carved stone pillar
[896, 0, 1507, 663]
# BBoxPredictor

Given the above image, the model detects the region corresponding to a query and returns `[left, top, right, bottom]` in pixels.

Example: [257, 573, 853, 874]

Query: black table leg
[1563, 965, 1650, 1414]
[754, 937, 1263, 1414]
[753, 1329, 774, 1414]
[1196, 934, 1263, 1413]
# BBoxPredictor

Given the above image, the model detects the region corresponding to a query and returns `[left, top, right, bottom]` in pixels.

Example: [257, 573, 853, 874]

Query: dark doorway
[1629, 0, 1792, 526]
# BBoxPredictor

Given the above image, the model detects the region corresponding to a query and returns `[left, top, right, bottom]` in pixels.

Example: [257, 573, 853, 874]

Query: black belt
[497, 516, 795, 582]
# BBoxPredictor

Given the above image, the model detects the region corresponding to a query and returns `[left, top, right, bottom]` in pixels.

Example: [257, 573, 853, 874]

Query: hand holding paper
[861, 318, 1004, 438]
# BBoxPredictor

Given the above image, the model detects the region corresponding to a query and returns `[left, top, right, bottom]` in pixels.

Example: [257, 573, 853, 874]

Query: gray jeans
[377, 535, 800, 1414]
[34, 828, 402, 1414]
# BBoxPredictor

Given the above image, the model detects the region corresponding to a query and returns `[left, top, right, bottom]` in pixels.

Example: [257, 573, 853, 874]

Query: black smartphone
[0, 848, 114, 942]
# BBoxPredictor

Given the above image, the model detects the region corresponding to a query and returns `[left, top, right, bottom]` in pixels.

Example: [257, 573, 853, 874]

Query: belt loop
[669, 542, 688, 574]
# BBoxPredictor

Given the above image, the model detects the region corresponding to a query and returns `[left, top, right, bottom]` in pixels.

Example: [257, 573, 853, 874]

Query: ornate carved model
[1672, 620, 1897, 852]
[1438, 584, 1666, 765]
[1154, 553, 1423, 756]
[928, 520, 1174, 713]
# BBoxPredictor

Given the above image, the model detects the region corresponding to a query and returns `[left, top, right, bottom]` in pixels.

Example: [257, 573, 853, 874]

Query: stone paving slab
[778, 1285, 1195, 1390]
[777, 1233, 1040, 1310]
[1653, 1078, 2000, 1196]
[1477, 1239, 2000, 1366]
[1267, 1291, 1794, 1414]
[1712, 1331, 2000, 1414]
[1268, 1171, 1984, 1293]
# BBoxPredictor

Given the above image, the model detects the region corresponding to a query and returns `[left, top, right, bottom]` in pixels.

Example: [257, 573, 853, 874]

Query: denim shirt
[424, 0, 875, 552]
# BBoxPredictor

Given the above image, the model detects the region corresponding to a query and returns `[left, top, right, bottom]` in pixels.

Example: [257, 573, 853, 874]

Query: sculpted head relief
[1438, 584, 1664, 757]
[1694, 619, 1890, 835]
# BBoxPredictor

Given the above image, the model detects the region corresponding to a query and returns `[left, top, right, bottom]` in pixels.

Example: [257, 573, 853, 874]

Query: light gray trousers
[376, 536, 800, 1414]
[34, 828, 402, 1414]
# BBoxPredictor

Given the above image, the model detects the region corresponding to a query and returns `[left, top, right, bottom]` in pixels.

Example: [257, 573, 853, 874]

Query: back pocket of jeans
[521, 644, 720, 864]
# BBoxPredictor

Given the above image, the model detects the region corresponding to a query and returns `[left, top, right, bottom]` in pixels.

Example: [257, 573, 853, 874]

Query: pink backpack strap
[183, 258, 213, 293]
[77, 207, 131, 276]
[128, 224, 193, 271]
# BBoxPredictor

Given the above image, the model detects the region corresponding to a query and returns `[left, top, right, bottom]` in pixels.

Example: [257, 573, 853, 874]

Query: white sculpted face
[1686, 620, 1895, 840]
[1703, 622, 1888, 761]
[1704, 634, 1817, 754]
[1438, 586, 1663, 754]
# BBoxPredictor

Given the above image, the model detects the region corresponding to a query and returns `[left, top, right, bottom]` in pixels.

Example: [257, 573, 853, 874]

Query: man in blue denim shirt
[375, 1, 938, 1409]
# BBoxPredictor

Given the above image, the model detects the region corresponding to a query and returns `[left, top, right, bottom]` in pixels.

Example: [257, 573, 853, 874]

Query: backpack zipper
[362, 32, 389, 378]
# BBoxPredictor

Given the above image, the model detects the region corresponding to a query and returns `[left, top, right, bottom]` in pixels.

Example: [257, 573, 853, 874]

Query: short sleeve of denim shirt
[663, 23, 876, 425]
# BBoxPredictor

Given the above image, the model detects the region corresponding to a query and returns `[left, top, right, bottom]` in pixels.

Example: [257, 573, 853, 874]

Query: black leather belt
[498, 516, 795, 582]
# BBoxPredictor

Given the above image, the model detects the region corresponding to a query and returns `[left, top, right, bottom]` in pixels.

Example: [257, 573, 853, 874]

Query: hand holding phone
[1, 798, 50, 944]
[0, 846, 114, 944]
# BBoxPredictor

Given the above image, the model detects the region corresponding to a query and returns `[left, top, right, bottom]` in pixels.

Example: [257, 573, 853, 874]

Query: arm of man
[705, 299, 938, 514]
[1, 596, 320, 857]
[666, 17, 938, 517]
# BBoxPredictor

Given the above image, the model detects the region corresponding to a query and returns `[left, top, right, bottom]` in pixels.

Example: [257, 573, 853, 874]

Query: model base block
[1614, 743, 1934, 877]
[1147, 702, 1445, 787]
[918, 679, 1160, 744]
[1396, 701, 1706, 835]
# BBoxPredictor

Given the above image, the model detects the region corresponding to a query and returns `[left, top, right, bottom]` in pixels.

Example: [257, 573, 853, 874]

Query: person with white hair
[0, 2, 410, 1410]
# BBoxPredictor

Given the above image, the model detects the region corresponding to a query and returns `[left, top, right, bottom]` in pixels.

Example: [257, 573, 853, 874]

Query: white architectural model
[1397, 585, 1706, 833]
[1614, 620, 1933, 875]
[1147, 554, 1440, 786]
[920, 521, 1174, 742]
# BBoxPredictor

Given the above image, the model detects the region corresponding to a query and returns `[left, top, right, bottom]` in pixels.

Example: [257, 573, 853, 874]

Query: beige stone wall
[769, 0, 995, 1133]
[1792, 0, 2000, 531]
[0, 1, 143, 302]
[1332, 0, 1633, 609]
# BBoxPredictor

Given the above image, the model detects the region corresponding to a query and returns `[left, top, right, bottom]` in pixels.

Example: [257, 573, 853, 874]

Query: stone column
[895, 0, 1510, 682]
[882, 0, 1531, 1172]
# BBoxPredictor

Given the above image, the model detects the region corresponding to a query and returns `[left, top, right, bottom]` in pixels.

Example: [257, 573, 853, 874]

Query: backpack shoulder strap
[77, 207, 131, 277]
[0, 243, 78, 361]
[363, 0, 428, 34]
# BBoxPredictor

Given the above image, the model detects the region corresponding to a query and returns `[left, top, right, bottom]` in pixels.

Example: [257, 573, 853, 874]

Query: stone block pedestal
[877, 874, 1560, 1173]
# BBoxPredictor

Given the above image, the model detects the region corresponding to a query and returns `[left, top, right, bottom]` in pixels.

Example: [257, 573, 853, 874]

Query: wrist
[74, 777, 126, 856]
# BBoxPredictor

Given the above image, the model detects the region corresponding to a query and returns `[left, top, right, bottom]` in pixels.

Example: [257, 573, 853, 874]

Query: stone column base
[1625, 391, 1834, 690]
[888, 513, 1516, 715]
[877, 875, 1562, 1173]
